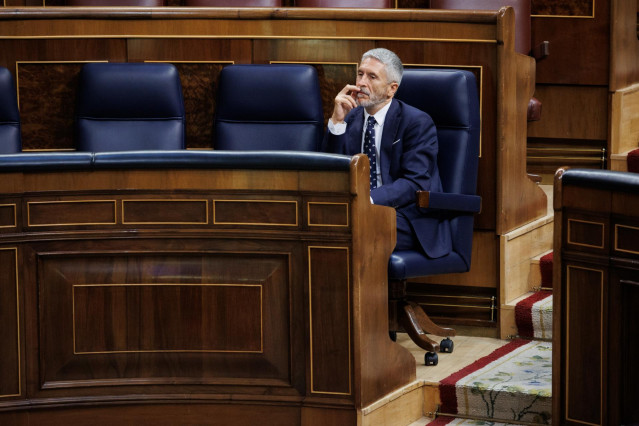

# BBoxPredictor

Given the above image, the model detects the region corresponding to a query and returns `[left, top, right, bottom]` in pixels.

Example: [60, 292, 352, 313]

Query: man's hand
[331, 84, 360, 124]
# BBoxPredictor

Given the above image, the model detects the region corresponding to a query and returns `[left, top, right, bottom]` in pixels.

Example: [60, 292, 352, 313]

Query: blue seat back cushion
[75, 62, 185, 151]
[214, 64, 325, 151]
[0, 66, 22, 153]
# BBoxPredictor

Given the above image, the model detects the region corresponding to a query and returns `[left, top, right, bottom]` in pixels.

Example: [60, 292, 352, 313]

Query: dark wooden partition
[553, 168, 639, 425]
[0, 154, 417, 425]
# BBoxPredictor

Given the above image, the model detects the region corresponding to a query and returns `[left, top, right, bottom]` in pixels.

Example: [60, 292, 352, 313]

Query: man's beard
[357, 88, 386, 109]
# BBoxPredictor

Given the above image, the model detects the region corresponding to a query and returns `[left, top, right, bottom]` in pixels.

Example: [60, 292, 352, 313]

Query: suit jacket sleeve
[370, 109, 439, 209]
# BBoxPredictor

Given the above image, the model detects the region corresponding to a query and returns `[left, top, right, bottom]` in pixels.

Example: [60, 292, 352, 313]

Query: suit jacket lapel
[381, 99, 400, 184]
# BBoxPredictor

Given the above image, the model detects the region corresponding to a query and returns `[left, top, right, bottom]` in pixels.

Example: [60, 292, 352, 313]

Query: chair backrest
[184, 0, 282, 5]
[430, 0, 531, 55]
[75, 62, 185, 152]
[67, 0, 165, 5]
[295, 0, 392, 7]
[213, 64, 324, 151]
[0, 67, 22, 154]
[394, 68, 480, 267]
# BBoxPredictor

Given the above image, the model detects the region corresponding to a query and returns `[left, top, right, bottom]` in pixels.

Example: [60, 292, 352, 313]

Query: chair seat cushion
[389, 250, 468, 279]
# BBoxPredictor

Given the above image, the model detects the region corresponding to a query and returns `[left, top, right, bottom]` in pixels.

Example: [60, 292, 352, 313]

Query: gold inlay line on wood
[72, 283, 263, 355]
[614, 224, 639, 255]
[307, 202, 349, 227]
[567, 218, 605, 249]
[308, 245, 352, 396]
[213, 199, 298, 226]
[0, 247, 21, 398]
[565, 265, 603, 426]
[27, 199, 117, 227]
[0, 204, 17, 228]
[121, 199, 209, 225]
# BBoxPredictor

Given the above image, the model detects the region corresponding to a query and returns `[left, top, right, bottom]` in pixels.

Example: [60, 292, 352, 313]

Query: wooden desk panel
[0, 155, 415, 425]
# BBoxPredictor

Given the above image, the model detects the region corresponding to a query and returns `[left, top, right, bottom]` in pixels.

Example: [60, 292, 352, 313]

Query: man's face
[355, 57, 395, 109]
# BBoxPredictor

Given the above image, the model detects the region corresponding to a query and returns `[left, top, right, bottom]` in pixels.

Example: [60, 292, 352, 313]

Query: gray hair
[361, 48, 403, 86]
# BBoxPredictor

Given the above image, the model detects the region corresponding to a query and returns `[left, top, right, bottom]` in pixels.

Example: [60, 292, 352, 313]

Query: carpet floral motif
[440, 340, 552, 425]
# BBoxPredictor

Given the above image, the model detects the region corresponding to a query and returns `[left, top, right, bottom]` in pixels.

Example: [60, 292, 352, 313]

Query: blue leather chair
[213, 64, 324, 151]
[0, 67, 22, 153]
[390, 68, 481, 365]
[75, 62, 185, 152]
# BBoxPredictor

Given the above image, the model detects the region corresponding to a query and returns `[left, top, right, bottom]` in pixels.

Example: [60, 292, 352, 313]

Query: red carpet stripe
[514, 290, 552, 339]
[539, 251, 553, 288]
[628, 148, 639, 173]
[425, 416, 454, 425]
[438, 339, 530, 415]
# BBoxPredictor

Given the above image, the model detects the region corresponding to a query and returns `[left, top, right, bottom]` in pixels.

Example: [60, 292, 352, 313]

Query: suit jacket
[322, 98, 451, 258]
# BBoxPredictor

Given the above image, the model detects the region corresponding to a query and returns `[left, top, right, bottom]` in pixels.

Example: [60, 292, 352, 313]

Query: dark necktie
[364, 115, 377, 189]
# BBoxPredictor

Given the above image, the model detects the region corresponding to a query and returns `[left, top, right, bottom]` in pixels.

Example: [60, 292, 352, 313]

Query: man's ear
[387, 82, 399, 98]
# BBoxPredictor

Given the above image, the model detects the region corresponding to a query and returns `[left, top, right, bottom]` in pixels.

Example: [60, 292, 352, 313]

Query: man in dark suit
[322, 48, 451, 258]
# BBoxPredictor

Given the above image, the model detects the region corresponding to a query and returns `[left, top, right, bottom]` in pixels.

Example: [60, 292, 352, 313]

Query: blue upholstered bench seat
[0, 150, 352, 172]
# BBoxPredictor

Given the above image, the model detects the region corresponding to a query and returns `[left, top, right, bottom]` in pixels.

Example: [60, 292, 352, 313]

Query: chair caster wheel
[424, 352, 438, 366]
[440, 337, 454, 353]
[389, 331, 397, 342]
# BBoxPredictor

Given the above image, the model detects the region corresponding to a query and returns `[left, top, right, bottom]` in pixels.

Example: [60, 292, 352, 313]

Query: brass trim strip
[213, 199, 298, 227]
[0, 247, 21, 398]
[306, 202, 349, 228]
[567, 218, 605, 249]
[407, 292, 494, 301]
[72, 283, 263, 355]
[0, 203, 17, 228]
[565, 265, 603, 426]
[27, 199, 117, 227]
[121, 199, 209, 225]
[614, 224, 639, 256]
[308, 245, 351, 396]
[418, 302, 494, 310]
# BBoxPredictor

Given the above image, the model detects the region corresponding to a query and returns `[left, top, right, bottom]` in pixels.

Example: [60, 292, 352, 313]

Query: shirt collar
[364, 99, 393, 127]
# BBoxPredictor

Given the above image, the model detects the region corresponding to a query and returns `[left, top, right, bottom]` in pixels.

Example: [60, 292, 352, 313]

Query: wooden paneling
[531, 0, 594, 16]
[213, 199, 298, 226]
[0, 204, 16, 229]
[610, 0, 639, 91]
[554, 171, 639, 425]
[27, 199, 116, 227]
[38, 251, 292, 390]
[0, 248, 20, 399]
[531, 0, 609, 86]
[0, 157, 416, 423]
[564, 263, 605, 426]
[610, 83, 639, 156]
[122, 199, 208, 224]
[527, 85, 609, 141]
[308, 246, 351, 396]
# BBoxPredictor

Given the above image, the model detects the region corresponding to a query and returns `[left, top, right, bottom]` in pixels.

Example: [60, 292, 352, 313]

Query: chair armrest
[416, 191, 481, 213]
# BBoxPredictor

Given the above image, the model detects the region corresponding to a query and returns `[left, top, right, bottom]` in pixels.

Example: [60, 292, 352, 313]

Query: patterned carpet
[434, 339, 552, 425]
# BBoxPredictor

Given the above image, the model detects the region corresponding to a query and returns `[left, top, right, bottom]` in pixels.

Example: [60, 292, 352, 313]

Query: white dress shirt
[328, 100, 393, 188]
